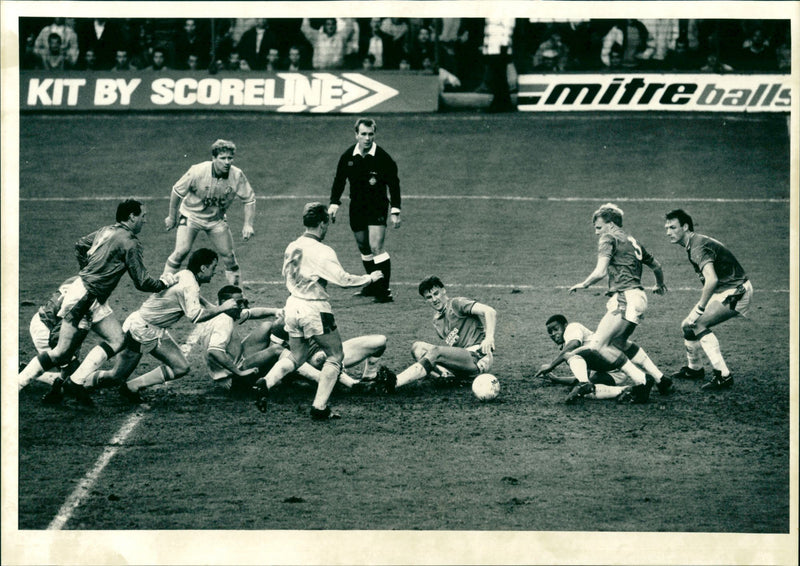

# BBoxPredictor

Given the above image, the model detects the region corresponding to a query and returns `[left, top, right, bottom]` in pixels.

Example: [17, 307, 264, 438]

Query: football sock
[311, 359, 341, 410]
[337, 371, 359, 388]
[361, 254, 375, 274]
[593, 384, 628, 400]
[620, 360, 647, 385]
[296, 362, 322, 382]
[225, 269, 240, 286]
[373, 252, 391, 294]
[18, 356, 46, 390]
[630, 347, 663, 381]
[698, 332, 730, 376]
[265, 356, 298, 389]
[433, 364, 456, 379]
[69, 343, 115, 386]
[567, 356, 590, 383]
[683, 338, 705, 370]
[126, 366, 175, 392]
[36, 371, 60, 386]
[395, 362, 428, 388]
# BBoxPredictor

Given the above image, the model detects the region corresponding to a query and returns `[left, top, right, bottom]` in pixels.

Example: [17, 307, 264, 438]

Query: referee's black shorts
[349, 199, 389, 232]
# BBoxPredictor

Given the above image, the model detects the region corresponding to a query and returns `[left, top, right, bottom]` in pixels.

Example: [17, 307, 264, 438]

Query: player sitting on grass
[534, 314, 674, 404]
[376, 276, 496, 393]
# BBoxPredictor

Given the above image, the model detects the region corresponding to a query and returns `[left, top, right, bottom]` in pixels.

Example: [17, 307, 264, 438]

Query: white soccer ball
[472, 373, 500, 401]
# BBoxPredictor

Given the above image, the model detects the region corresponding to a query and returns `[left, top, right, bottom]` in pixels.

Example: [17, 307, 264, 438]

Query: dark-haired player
[18, 199, 175, 405]
[201, 285, 282, 391]
[376, 276, 497, 393]
[665, 209, 752, 391]
[84, 249, 238, 403]
[535, 314, 674, 403]
[253, 202, 383, 420]
[327, 118, 401, 303]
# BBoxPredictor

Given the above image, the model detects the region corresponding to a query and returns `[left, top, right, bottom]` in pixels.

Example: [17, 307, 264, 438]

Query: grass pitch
[15, 113, 791, 536]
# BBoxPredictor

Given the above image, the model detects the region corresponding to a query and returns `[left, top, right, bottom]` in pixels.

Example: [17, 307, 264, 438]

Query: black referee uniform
[329, 143, 401, 300]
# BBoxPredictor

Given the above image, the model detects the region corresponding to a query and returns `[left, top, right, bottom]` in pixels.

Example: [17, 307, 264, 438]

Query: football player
[665, 209, 753, 391]
[18, 199, 175, 405]
[568, 203, 669, 403]
[162, 139, 256, 286]
[84, 249, 239, 403]
[252, 202, 383, 420]
[375, 276, 496, 393]
[535, 314, 674, 403]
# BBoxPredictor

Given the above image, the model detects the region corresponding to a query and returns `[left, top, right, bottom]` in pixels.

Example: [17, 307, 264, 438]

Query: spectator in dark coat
[236, 19, 279, 71]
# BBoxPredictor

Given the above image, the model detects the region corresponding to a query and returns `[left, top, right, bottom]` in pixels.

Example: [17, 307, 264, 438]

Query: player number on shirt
[284, 248, 308, 286]
[627, 236, 643, 260]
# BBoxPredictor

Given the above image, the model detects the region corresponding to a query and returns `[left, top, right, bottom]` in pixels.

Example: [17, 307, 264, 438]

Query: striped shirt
[136, 270, 203, 328]
[75, 223, 166, 303]
[173, 161, 256, 223]
[282, 233, 372, 301]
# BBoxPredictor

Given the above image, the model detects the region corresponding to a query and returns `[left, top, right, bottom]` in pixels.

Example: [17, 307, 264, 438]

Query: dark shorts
[349, 200, 388, 232]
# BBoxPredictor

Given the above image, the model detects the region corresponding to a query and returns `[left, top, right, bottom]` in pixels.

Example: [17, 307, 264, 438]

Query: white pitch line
[47, 411, 145, 531]
[243, 280, 790, 293]
[19, 195, 790, 203]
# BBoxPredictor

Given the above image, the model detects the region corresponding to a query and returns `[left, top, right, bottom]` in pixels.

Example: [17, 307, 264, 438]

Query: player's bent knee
[682, 326, 696, 340]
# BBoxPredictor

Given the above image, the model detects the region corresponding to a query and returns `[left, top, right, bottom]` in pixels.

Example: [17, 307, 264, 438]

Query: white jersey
[282, 234, 372, 301]
[173, 161, 256, 223]
[563, 322, 594, 347]
[200, 313, 243, 378]
[137, 270, 203, 328]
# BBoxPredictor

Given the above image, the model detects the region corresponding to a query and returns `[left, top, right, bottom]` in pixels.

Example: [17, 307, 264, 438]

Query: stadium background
[4, 5, 797, 566]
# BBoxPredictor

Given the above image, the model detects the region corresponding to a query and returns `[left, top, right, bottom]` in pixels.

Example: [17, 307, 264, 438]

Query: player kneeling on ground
[534, 314, 674, 404]
[376, 276, 496, 393]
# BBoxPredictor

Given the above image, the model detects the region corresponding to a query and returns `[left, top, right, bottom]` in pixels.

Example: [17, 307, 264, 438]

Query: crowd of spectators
[20, 17, 791, 89]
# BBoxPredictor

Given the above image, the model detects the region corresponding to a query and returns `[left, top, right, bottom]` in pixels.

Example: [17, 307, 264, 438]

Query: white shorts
[710, 280, 753, 317]
[29, 313, 52, 352]
[57, 277, 113, 330]
[606, 289, 648, 325]
[283, 296, 336, 339]
[181, 214, 229, 234]
[123, 311, 167, 354]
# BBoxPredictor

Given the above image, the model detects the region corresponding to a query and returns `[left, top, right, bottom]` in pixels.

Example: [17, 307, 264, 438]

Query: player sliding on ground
[535, 314, 674, 403]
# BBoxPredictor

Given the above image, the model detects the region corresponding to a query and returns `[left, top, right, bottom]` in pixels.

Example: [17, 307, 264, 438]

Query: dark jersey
[686, 233, 748, 291]
[75, 223, 167, 303]
[598, 225, 656, 294]
[329, 144, 401, 211]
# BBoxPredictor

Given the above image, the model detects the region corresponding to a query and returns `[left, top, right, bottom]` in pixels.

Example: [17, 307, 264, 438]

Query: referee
[328, 118, 401, 303]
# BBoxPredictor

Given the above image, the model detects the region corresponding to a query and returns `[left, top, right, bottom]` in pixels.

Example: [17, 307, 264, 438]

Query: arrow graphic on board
[340, 73, 399, 113]
[277, 73, 399, 113]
